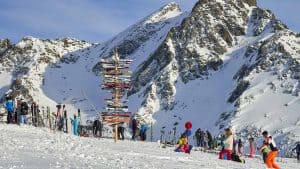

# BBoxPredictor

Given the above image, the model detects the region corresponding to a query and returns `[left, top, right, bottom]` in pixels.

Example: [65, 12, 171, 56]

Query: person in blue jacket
[6, 97, 14, 124]
[71, 115, 79, 136]
[139, 121, 148, 141]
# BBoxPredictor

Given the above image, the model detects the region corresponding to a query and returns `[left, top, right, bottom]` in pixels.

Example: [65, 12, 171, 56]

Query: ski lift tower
[100, 49, 132, 143]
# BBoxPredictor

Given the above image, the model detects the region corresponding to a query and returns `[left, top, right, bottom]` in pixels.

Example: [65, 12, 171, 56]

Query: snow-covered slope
[127, 0, 300, 156]
[0, 0, 300, 157]
[0, 124, 298, 169]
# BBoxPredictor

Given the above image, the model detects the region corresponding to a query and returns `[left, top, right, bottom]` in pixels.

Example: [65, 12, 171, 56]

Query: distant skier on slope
[5, 96, 14, 124]
[258, 131, 280, 169]
[71, 115, 79, 136]
[219, 128, 233, 160]
[292, 142, 300, 162]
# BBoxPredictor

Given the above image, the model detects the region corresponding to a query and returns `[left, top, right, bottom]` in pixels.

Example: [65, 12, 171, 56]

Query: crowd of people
[4, 96, 37, 125]
[2, 97, 300, 167]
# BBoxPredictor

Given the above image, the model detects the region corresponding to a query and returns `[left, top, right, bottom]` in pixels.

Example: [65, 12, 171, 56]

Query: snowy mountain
[0, 0, 300, 157]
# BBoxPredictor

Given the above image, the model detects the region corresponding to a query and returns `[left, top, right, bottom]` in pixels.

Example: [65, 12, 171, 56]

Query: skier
[93, 119, 102, 137]
[118, 122, 126, 140]
[131, 118, 138, 140]
[258, 131, 280, 169]
[219, 128, 234, 160]
[71, 115, 79, 136]
[139, 121, 148, 141]
[237, 139, 243, 155]
[249, 137, 256, 158]
[20, 101, 29, 124]
[292, 142, 300, 162]
[195, 128, 201, 147]
[5, 96, 14, 124]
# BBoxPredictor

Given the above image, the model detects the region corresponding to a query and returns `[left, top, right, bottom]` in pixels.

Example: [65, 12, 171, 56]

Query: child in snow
[259, 131, 280, 169]
[219, 128, 234, 160]
[292, 142, 300, 162]
[175, 134, 192, 153]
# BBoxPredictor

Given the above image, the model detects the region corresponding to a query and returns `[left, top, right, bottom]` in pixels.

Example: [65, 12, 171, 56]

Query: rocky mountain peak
[145, 2, 181, 24]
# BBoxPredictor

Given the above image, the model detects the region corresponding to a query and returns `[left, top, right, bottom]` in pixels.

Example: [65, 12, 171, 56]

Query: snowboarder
[5, 96, 14, 124]
[131, 118, 138, 140]
[118, 122, 126, 140]
[20, 101, 29, 124]
[237, 139, 243, 155]
[140, 121, 148, 141]
[292, 142, 300, 162]
[195, 128, 201, 147]
[71, 115, 79, 136]
[249, 137, 256, 158]
[219, 128, 234, 160]
[93, 119, 103, 137]
[259, 131, 280, 169]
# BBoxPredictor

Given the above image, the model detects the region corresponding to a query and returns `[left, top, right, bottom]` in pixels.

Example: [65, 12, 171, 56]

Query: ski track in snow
[0, 124, 298, 169]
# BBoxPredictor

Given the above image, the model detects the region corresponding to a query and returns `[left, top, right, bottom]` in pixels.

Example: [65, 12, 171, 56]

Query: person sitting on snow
[175, 134, 192, 153]
[219, 128, 234, 160]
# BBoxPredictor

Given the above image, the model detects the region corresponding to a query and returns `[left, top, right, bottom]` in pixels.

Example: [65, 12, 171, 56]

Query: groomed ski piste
[0, 124, 298, 169]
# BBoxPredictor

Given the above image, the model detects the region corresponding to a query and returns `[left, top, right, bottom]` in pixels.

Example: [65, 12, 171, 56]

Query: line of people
[5, 96, 33, 125]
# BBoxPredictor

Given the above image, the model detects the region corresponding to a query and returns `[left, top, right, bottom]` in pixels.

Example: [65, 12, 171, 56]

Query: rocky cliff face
[127, 0, 299, 156]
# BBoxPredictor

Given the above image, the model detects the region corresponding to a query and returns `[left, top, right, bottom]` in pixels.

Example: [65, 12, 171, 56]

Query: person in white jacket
[219, 128, 234, 160]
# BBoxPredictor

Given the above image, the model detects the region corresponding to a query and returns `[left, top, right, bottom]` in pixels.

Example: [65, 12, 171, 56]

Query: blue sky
[0, 0, 299, 43]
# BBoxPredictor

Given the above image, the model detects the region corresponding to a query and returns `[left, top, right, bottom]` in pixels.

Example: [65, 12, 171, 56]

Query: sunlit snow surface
[0, 124, 298, 169]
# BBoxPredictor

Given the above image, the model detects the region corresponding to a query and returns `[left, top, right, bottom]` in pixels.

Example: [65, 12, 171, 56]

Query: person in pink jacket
[219, 128, 234, 160]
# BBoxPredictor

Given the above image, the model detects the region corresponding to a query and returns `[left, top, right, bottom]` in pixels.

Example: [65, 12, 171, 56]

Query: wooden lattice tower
[100, 49, 132, 142]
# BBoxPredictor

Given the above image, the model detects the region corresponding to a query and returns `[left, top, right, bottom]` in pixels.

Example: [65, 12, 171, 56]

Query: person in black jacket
[20, 101, 29, 124]
[292, 142, 300, 161]
[93, 119, 102, 137]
